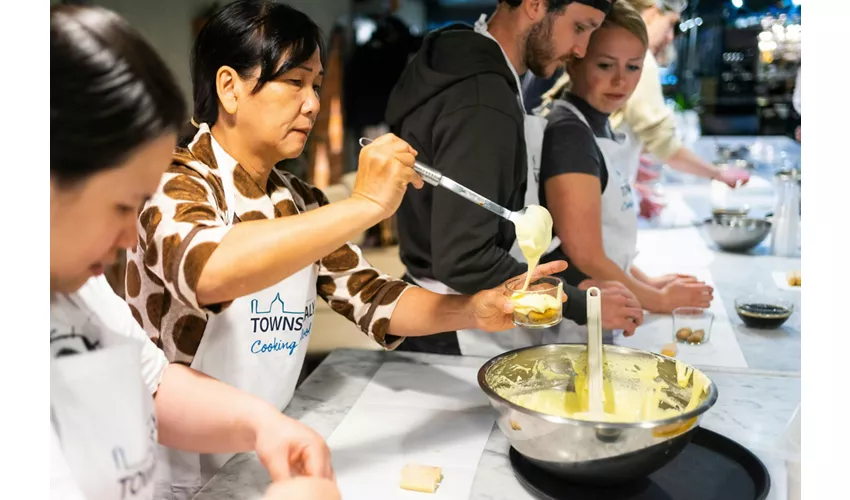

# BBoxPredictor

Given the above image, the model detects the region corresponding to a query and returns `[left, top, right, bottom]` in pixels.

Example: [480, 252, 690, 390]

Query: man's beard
[524, 16, 557, 77]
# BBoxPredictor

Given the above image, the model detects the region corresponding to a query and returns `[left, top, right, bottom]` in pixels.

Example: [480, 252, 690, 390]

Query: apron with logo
[156, 161, 318, 500]
[544, 100, 642, 343]
[51, 320, 159, 500]
[616, 122, 643, 187]
[407, 14, 557, 357]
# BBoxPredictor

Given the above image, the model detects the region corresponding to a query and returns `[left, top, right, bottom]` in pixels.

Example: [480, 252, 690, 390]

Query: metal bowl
[715, 158, 755, 170]
[478, 344, 718, 484]
[711, 206, 750, 220]
[705, 216, 771, 252]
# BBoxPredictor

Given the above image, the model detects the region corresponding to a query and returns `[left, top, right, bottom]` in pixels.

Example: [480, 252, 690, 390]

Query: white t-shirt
[50, 276, 169, 500]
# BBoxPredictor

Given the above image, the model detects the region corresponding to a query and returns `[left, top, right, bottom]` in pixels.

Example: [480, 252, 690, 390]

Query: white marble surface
[635, 135, 801, 373]
[631, 222, 801, 373]
[194, 350, 801, 500]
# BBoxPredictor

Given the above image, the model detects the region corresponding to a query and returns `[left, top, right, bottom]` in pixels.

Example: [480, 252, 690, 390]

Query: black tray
[509, 427, 770, 500]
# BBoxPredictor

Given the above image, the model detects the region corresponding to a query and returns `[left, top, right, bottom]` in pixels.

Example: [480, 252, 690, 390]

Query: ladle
[586, 287, 604, 416]
[358, 137, 528, 223]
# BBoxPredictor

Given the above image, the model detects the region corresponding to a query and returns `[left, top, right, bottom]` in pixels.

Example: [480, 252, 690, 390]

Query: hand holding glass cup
[505, 276, 564, 329]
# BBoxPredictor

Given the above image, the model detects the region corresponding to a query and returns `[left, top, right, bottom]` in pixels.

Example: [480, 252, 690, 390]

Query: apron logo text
[112, 413, 158, 499]
[248, 295, 315, 355]
[251, 337, 300, 355]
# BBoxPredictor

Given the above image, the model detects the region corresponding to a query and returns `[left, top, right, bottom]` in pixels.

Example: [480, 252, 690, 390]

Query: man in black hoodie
[386, 0, 644, 356]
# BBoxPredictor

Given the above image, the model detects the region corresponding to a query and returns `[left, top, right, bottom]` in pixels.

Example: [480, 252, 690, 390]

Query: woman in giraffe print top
[126, 2, 567, 497]
[51, 5, 343, 500]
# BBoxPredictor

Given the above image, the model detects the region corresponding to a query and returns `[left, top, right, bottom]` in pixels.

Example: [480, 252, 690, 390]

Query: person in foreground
[385, 0, 645, 357]
[536, 0, 713, 327]
[125, 2, 567, 496]
[50, 5, 340, 500]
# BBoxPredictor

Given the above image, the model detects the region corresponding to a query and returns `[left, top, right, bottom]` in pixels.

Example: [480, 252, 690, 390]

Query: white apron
[51, 335, 159, 500]
[616, 122, 643, 187]
[406, 14, 558, 358]
[156, 167, 319, 500]
[545, 100, 641, 343]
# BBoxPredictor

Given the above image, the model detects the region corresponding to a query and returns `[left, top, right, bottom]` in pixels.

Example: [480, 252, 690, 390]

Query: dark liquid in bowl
[736, 303, 792, 329]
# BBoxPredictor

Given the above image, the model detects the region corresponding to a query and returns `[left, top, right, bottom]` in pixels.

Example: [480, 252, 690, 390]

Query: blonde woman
[538, 0, 750, 190]
[537, 1, 713, 336]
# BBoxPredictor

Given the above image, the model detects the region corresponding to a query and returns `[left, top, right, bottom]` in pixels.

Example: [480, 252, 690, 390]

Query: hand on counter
[657, 279, 714, 313]
[254, 411, 335, 483]
[714, 167, 751, 189]
[352, 133, 423, 218]
[263, 477, 340, 500]
[577, 280, 644, 336]
[636, 163, 660, 182]
[470, 261, 569, 332]
[634, 182, 665, 220]
[647, 273, 698, 289]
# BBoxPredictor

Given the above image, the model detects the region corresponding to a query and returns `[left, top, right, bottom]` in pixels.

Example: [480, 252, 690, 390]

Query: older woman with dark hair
[50, 5, 341, 500]
[127, 1, 565, 497]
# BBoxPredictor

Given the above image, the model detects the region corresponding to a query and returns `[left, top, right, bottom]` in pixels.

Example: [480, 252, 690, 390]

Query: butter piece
[661, 343, 678, 358]
[400, 464, 442, 493]
[786, 270, 801, 287]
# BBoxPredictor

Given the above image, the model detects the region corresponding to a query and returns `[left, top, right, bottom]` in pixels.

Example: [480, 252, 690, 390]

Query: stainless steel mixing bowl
[705, 216, 771, 252]
[478, 344, 718, 484]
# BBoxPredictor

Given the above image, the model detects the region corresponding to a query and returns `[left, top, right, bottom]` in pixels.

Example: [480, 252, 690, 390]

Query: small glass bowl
[673, 307, 714, 345]
[734, 295, 794, 329]
[505, 276, 564, 329]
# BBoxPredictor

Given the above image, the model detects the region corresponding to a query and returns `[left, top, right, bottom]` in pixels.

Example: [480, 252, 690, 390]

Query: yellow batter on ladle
[514, 205, 554, 290]
[510, 205, 561, 323]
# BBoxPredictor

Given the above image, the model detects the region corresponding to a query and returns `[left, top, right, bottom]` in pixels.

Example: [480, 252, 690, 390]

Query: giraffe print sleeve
[137, 158, 233, 314]
[304, 185, 413, 349]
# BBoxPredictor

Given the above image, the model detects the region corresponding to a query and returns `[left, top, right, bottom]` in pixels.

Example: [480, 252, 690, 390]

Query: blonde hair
[537, 1, 649, 116]
[624, 0, 657, 12]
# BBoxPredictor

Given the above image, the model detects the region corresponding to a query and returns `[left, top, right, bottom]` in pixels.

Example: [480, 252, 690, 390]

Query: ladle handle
[586, 287, 604, 415]
[358, 137, 515, 221]
[358, 137, 442, 186]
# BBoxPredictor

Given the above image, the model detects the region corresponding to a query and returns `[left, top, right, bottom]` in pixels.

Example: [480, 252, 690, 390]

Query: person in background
[793, 65, 801, 142]
[126, 2, 566, 497]
[386, 0, 645, 357]
[536, 1, 713, 333]
[536, 0, 750, 195]
[50, 5, 339, 500]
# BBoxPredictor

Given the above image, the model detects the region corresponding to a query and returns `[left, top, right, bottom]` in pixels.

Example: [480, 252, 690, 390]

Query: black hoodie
[386, 24, 588, 324]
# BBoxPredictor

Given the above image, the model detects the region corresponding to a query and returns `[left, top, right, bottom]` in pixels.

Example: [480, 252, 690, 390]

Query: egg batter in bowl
[498, 353, 709, 423]
[477, 344, 718, 483]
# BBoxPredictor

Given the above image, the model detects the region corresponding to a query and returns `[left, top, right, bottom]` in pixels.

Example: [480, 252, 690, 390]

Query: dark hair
[499, 0, 576, 13]
[50, 5, 186, 186]
[186, 0, 325, 141]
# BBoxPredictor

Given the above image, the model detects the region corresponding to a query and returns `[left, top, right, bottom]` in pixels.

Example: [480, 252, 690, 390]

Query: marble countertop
[638, 135, 801, 373]
[195, 349, 800, 500]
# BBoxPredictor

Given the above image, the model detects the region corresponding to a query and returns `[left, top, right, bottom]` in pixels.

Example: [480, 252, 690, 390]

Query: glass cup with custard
[505, 276, 564, 328]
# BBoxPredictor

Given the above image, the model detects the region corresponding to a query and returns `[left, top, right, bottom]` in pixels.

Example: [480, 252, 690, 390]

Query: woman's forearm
[629, 265, 653, 286]
[154, 364, 279, 453]
[197, 197, 383, 305]
[666, 146, 721, 180]
[388, 288, 476, 336]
